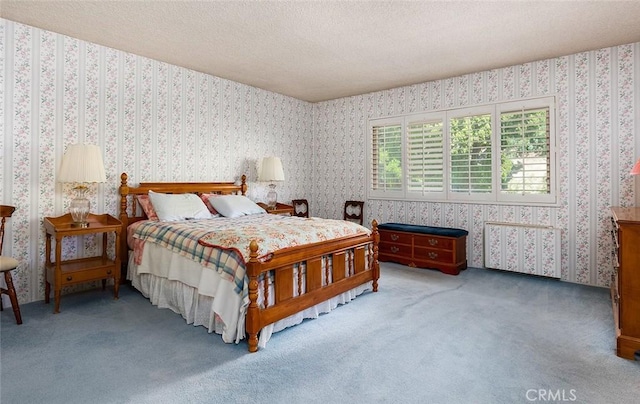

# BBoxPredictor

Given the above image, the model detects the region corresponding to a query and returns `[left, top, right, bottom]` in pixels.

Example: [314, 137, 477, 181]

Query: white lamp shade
[58, 144, 106, 183]
[259, 157, 285, 182]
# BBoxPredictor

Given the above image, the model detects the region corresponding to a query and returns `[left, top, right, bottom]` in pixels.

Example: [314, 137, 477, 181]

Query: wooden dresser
[610, 207, 640, 360]
[377, 223, 468, 275]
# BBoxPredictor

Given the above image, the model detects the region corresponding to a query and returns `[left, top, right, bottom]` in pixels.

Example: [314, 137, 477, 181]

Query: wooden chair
[291, 199, 309, 218]
[344, 201, 364, 225]
[0, 205, 22, 324]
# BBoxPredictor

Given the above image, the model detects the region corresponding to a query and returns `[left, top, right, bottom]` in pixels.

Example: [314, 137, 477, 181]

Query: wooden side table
[257, 202, 294, 216]
[44, 213, 122, 313]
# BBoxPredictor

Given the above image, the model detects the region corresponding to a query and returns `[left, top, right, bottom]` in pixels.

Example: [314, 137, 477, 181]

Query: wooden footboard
[245, 222, 380, 352]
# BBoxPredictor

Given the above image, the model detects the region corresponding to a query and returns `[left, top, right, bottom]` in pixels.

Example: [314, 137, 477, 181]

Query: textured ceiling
[3, 1, 640, 102]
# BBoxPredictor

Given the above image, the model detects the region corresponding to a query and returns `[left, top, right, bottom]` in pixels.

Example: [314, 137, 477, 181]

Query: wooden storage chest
[378, 223, 468, 275]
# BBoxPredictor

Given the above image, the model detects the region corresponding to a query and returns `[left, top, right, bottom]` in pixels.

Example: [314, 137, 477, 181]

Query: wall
[2, 18, 639, 306]
[0, 19, 314, 304]
[312, 43, 640, 287]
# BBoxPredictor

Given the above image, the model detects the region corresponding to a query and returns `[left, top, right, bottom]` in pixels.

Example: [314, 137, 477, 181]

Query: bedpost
[246, 239, 260, 352]
[119, 173, 130, 280]
[371, 219, 380, 292]
[240, 174, 247, 195]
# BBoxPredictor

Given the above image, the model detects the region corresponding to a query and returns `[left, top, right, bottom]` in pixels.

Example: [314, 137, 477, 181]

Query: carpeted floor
[1, 263, 638, 404]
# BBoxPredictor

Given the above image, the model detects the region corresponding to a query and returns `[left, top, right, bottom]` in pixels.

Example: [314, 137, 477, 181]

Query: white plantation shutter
[407, 116, 444, 196]
[500, 108, 550, 193]
[370, 120, 403, 198]
[497, 98, 555, 204]
[368, 96, 556, 205]
[449, 112, 493, 198]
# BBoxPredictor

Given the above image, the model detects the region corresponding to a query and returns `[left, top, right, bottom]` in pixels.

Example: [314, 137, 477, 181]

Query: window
[449, 109, 493, 201]
[498, 99, 554, 204]
[406, 113, 445, 197]
[370, 118, 403, 198]
[367, 97, 556, 205]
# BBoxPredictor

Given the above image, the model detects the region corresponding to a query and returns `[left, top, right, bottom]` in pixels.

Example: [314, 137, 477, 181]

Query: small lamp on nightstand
[58, 144, 106, 228]
[259, 156, 285, 210]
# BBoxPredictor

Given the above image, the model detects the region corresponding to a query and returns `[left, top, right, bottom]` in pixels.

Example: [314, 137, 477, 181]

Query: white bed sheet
[128, 241, 372, 348]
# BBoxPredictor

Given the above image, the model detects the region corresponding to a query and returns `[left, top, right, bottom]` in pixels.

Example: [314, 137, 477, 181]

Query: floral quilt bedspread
[197, 214, 369, 261]
[131, 214, 369, 296]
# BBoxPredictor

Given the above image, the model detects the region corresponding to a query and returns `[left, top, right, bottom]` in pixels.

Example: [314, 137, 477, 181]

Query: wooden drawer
[413, 234, 454, 250]
[611, 267, 619, 304]
[379, 231, 413, 245]
[414, 246, 453, 263]
[379, 242, 412, 257]
[61, 267, 116, 285]
[47, 256, 117, 286]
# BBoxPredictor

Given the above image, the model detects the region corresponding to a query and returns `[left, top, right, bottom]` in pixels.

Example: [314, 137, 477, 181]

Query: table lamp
[259, 156, 285, 210]
[58, 144, 106, 227]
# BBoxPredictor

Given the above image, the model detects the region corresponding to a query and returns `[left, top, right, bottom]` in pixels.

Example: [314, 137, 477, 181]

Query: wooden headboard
[118, 172, 247, 273]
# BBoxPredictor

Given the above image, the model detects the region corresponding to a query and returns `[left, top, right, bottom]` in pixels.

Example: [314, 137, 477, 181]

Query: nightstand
[44, 213, 122, 313]
[257, 202, 294, 216]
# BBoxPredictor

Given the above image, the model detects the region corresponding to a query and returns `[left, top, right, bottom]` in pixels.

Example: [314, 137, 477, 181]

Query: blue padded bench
[378, 223, 468, 275]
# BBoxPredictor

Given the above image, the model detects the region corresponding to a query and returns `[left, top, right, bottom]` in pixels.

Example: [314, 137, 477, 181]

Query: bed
[118, 173, 380, 352]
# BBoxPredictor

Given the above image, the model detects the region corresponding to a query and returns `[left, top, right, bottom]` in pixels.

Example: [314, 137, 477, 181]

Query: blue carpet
[1, 263, 638, 403]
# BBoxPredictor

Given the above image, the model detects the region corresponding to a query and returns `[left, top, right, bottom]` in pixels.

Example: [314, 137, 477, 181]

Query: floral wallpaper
[311, 44, 638, 289]
[0, 19, 313, 305]
[1, 18, 638, 305]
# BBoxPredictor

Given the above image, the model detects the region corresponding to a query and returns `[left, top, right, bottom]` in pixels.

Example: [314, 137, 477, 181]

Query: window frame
[405, 111, 447, 201]
[366, 96, 557, 206]
[495, 98, 556, 205]
[446, 105, 496, 203]
[368, 117, 405, 199]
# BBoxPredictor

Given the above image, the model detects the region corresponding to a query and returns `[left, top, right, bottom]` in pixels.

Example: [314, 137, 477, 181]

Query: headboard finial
[240, 174, 247, 195]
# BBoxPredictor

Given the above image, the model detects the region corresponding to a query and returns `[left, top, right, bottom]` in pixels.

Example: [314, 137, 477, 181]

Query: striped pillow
[136, 195, 159, 221]
[199, 193, 220, 216]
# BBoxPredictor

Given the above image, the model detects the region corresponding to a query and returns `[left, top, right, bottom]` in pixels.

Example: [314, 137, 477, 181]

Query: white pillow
[148, 190, 213, 221]
[208, 195, 266, 218]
